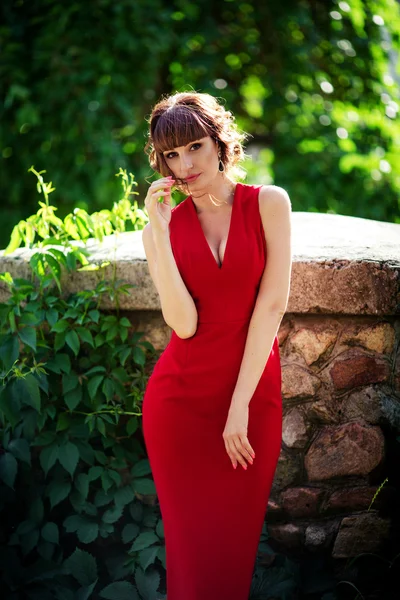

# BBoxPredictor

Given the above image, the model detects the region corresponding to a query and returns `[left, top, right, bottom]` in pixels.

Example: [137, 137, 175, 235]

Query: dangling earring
[218, 152, 225, 172]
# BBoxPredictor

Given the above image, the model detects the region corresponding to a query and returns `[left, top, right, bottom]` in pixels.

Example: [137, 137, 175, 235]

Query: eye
[165, 143, 201, 160]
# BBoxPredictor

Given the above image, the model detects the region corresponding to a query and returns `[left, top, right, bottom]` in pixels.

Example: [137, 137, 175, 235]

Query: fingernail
[251, 453, 255, 458]
[243, 465, 247, 470]
[232, 463, 237, 469]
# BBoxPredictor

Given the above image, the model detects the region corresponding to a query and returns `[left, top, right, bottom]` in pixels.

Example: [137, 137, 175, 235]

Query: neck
[190, 176, 237, 214]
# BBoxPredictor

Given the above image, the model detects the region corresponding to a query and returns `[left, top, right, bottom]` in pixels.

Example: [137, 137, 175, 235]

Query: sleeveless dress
[142, 182, 282, 600]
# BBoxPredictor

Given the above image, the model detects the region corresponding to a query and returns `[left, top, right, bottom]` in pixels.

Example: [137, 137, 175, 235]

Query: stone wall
[1, 211, 399, 559]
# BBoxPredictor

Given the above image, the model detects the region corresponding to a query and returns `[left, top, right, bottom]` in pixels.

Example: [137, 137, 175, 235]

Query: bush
[0, 169, 169, 599]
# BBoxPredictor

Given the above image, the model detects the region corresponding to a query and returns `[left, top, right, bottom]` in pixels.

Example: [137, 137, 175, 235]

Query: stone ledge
[0, 212, 399, 314]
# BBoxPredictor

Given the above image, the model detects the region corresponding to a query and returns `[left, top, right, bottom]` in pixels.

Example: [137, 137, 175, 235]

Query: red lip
[185, 173, 200, 182]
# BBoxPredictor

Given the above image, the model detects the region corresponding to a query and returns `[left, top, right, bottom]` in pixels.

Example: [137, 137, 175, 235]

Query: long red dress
[142, 182, 282, 600]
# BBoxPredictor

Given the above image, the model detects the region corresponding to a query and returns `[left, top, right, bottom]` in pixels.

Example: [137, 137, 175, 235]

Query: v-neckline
[189, 183, 240, 271]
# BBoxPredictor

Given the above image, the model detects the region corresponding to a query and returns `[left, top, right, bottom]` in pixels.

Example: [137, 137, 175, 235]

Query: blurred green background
[1, 0, 399, 247]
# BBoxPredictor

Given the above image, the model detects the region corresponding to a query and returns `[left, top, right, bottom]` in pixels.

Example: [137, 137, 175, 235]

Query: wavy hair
[144, 91, 250, 196]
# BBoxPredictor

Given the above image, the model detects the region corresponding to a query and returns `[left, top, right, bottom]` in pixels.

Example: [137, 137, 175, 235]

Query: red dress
[142, 182, 282, 599]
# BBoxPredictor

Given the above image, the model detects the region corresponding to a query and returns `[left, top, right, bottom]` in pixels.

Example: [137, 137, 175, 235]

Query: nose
[180, 152, 193, 171]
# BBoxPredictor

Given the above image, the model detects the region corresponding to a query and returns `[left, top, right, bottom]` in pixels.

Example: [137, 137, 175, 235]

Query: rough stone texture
[305, 422, 385, 481]
[341, 322, 395, 355]
[281, 365, 321, 399]
[290, 326, 337, 365]
[267, 523, 304, 549]
[280, 487, 324, 518]
[304, 525, 327, 550]
[271, 450, 302, 491]
[340, 386, 384, 425]
[282, 408, 309, 448]
[1, 212, 399, 314]
[305, 389, 341, 424]
[332, 513, 391, 558]
[323, 486, 380, 513]
[329, 349, 390, 390]
[267, 498, 284, 519]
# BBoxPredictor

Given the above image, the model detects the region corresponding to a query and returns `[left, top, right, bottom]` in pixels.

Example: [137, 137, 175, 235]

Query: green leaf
[20, 312, 40, 326]
[122, 523, 139, 544]
[75, 473, 89, 499]
[47, 480, 71, 509]
[33, 430, 56, 446]
[78, 521, 99, 544]
[58, 441, 79, 477]
[66, 330, 80, 356]
[99, 582, 139, 600]
[126, 418, 138, 436]
[0, 334, 19, 370]
[135, 563, 160, 596]
[138, 546, 160, 571]
[102, 505, 123, 524]
[101, 471, 113, 494]
[102, 378, 115, 402]
[41, 522, 59, 544]
[54, 331, 66, 351]
[8, 438, 31, 465]
[119, 347, 131, 366]
[46, 308, 58, 327]
[18, 326, 37, 351]
[53, 352, 71, 374]
[20, 528, 40, 556]
[130, 531, 159, 552]
[64, 514, 86, 532]
[62, 373, 79, 394]
[88, 466, 103, 481]
[156, 518, 164, 540]
[85, 365, 106, 376]
[0, 451, 18, 488]
[88, 309, 100, 323]
[96, 416, 106, 437]
[77, 327, 94, 347]
[114, 486, 134, 507]
[107, 469, 122, 487]
[94, 489, 113, 507]
[88, 375, 104, 400]
[51, 319, 69, 333]
[131, 459, 152, 478]
[76, 580, 98, 600]
[40, 444, 59, 476]
[132, 346, 145, 366]
[0, 385, 20, 428]
[133, 478, 156, 495]
[65, 548, 98, 586]
[56, 412, 71, 431]
[119, 317, 131, 327]
[65, 385, 82, 411]
[15, 374, 41, 412]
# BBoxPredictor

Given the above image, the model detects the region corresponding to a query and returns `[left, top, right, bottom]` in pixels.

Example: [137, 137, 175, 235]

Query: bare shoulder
[258, 185, 292, 217]
[258, 185, 292, 243]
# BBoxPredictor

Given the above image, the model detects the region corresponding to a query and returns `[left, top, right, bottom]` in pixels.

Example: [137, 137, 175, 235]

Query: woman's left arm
[231, 185, 293, 409]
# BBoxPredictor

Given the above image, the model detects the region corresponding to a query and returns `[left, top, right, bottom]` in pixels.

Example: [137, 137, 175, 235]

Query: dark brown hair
[144, 91, 250, 194]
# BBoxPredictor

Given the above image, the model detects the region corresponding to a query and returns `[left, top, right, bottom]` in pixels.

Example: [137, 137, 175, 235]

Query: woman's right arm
[142, 177, 198, 339]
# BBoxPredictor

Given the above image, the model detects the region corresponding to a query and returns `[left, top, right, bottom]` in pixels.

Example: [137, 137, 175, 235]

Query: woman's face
[161, 135, 219, 187]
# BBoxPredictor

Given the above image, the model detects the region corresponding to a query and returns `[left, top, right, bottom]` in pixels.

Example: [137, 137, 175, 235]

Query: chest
[197, 210, 232, 268]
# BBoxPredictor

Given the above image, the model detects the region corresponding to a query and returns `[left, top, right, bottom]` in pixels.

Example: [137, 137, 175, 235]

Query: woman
[141, 91, 292, 600]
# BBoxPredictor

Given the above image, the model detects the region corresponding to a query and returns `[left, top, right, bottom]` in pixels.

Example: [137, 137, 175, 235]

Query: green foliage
[1, 0, 399, 249]
[0, 170, 168, 598]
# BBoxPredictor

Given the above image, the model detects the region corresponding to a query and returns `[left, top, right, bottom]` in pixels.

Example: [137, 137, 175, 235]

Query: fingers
[145, 177, 175, 212]
[224, 436, 255, 470]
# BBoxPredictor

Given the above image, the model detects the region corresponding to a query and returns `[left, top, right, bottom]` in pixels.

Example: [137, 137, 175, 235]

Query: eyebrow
[163, 140, 201, 155]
